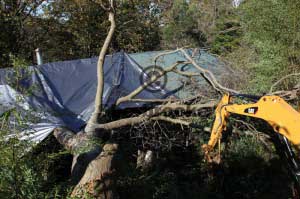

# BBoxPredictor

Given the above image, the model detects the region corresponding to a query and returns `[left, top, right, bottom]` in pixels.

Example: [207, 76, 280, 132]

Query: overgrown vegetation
[1, 0, 300, 198]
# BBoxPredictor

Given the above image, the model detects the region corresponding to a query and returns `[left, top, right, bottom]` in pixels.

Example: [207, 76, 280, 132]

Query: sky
[232, 0, 244, 7]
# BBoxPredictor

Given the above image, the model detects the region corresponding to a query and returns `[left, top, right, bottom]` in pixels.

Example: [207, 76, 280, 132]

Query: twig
[153, 49, 181, 64]
[231, 118, 272, 151]
[120, 98, 179, 103]
[172, 69, 199, 77]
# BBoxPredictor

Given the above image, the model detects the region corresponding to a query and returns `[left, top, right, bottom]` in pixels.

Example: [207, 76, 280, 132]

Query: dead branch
[218, 26, 240, 34]
[118, 92, 212, 104]
[172, 69, 199, 77]
[269, 72, 300, 94]
[231, 118, 273, 152]
[120, 98, 180, 103]
[116, 61, 189, 105]
[153, 49, 181, 64]
[271, 88, 300, 101]
[180, 49, 239, 94]
[88, 100, 217, 135]
[151, 116, 191, 126]
[117, 47, 238, 107]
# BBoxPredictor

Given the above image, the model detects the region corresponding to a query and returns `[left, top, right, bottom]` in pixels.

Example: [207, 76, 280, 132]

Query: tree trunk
[54, 130, 119, 199]
[71, 143, 119, 199]
[85, 5, 116, 135]
[137, 149, 155, 172]
[64, 1, 119, 198]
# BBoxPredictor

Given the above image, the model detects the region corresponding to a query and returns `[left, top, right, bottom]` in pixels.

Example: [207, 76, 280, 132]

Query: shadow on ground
[117, 138, 294, 199]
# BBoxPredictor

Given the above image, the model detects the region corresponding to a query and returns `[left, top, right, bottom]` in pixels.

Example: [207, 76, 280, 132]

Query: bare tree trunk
[54, 1, 119, 198]
[71, 143, 119, 199]
[54, 128, 119, 199]
[85, 0, 116, 134]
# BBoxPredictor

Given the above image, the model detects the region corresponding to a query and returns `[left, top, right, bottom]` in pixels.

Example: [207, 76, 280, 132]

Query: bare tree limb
[88, 100, 217, 135]
[120, 98, 180, 103]
[218, 26, 240, 34]
[180, 49, 239, 94]
[271, 88, 300, 101]
[269, 72, 300, 94]
[231, 118, 272, 152]
[116, 61, 189, 105]
[151, 116, 191, 126]
[172, 69, 199, 77]
[153, 49, 181, 64]
[117, 47, 238, 107]
[85, 0, 116, 133]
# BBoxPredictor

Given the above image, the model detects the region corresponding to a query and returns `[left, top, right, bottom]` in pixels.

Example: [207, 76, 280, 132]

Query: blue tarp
[131, 49, 233, 98]
[0, 50, 232, 142]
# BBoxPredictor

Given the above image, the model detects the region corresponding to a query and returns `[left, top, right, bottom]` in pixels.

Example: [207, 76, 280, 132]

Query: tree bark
[71, 143, 119, 199]
[54, 1, 119, 198]
[137, 150, 155, 172]
[85, 1, 116, 134]
[54, 128, 119, 198]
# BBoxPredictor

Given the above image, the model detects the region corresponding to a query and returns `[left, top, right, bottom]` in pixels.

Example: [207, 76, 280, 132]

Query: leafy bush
[239, 0, 300, 93]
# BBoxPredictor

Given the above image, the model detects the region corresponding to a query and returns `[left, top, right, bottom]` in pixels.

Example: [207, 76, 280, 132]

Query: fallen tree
[52, 1, 300, 198]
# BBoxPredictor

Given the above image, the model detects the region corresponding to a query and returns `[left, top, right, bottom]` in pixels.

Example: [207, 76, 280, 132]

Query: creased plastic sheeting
[0, 52, 170, 143]
[0, 50, 231, 143]
[0, 84, 68, 143]
[130, 49, 233, 99]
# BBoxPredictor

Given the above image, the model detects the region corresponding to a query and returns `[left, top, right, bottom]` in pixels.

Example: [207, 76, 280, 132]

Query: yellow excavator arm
[202, 93, 300, 192]
[203, 93, 300, 154]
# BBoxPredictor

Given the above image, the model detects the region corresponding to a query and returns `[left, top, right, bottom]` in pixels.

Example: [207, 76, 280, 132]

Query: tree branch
[120, 98, 179, 103]
[85, 0, 116, 133]
[88, 100, 217, 135]
[269, 72, 300, 94]
[172, 69, 199, 77]
[151, 116, 191, 126]
[180, 49, 239, 94]
[116, 61, 188, 105]
[153, 49, 181, 64]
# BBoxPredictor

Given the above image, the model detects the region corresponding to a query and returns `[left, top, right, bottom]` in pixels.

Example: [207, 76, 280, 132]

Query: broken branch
[88, 100, 217, 136]
[180, 49, 239, 94]
[116, 61, 189, 105]
[151, 116, 191, 126]
[269, 72, 300, 94]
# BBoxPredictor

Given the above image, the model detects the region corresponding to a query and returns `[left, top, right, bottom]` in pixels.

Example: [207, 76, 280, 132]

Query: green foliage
[161, 0, 205, 48]
[0, 60, 72, 198]
[0, 0, 161, 67]
[238, 0, 300, 93]
[0, 110, 40, 199]
[0, 1, 28, 67]
[0, 112, 73, 199]
[210, 1, 242, 54]
[211, 20, 242, 54]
